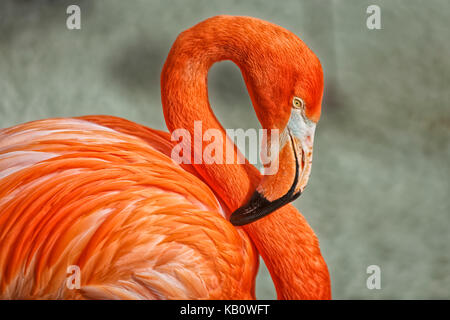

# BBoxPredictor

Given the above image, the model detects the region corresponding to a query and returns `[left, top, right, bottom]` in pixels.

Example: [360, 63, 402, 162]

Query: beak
[230, 109, 316, 226]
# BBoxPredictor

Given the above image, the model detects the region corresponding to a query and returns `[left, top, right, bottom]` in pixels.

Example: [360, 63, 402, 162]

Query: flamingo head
[230, 28, 324, 226]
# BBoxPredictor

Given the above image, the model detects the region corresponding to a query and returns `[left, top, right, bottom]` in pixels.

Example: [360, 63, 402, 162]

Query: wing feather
[0, 117, 257, 299]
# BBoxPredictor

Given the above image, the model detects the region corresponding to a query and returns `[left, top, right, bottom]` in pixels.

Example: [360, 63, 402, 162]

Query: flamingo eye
[292, 97, 304, 110]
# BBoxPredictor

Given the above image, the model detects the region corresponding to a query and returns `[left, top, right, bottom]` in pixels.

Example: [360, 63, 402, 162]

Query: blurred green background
[0, 0, 449, 299]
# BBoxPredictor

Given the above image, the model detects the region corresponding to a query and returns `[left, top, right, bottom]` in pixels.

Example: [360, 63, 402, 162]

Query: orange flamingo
[0, 15, 330, 299]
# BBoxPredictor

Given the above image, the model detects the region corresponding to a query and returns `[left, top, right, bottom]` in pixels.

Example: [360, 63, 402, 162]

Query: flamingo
[0, 15, 331, 300]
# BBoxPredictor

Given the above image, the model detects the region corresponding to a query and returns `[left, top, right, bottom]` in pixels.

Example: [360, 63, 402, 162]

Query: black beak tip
[229, 213, 247, 226]
[229, 190, 302, 226]
[230, 131, 305, 226]
[229, 191, 270, 226]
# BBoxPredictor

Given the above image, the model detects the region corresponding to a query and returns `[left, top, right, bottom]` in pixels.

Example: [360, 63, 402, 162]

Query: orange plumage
[0, 15, 330, 299]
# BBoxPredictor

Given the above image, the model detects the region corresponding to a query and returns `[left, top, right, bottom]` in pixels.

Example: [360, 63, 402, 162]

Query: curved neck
[161, 16, 330, 299]
[161, 18, 261, 212]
